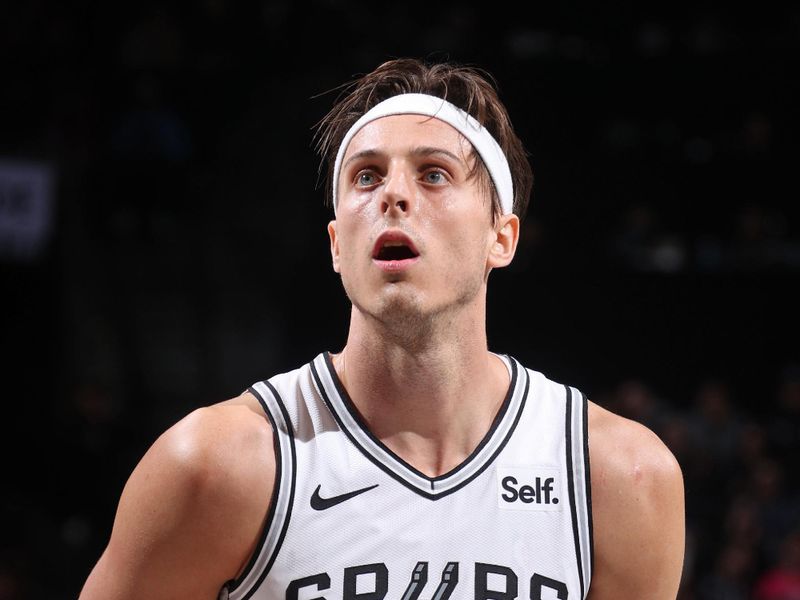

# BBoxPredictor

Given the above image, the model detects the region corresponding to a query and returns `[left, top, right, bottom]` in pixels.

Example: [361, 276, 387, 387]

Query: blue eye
[357, 172, 378, 186]
[423, 170, 446, 184]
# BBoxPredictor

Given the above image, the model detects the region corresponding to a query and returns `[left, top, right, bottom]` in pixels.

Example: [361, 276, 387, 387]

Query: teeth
[383, 241, 405, 247]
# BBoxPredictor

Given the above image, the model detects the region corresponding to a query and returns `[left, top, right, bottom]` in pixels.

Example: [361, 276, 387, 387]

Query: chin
[345, 273, 484, 337]
[350, 287, 428, 331]
[371, 286, 427, 321]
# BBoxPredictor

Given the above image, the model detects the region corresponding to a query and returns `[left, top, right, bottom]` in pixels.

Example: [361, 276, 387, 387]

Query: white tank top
[220, 352, 592, 600]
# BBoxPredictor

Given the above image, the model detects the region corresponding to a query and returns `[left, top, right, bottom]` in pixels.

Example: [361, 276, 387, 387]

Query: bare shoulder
[588, 400, 682, 488]
[587, 400, 685, 600]
[139, 391, 276, 516]
[80, 391, 276, 600]
[163, 391, 275, 485]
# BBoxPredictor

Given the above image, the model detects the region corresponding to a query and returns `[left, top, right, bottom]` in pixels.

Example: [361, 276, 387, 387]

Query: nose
[380, 166, 414, 215]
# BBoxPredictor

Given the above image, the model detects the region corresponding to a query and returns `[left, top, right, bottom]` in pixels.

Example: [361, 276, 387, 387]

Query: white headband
[332, 93, 514, 215]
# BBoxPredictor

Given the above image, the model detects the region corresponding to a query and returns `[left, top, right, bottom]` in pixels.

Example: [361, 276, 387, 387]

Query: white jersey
[220, 352, 592, 600]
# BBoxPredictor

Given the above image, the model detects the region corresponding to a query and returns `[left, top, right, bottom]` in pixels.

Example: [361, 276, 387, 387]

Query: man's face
[328, 114, 518, 328]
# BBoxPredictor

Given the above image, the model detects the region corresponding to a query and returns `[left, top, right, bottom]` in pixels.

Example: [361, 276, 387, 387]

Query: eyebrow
[341, 146, 467, 172]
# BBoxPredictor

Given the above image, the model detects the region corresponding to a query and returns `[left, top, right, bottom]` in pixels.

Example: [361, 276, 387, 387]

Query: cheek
[333, 220, 367, 274]
[439, 217, 493, 259]
[339, 188, 381, 220]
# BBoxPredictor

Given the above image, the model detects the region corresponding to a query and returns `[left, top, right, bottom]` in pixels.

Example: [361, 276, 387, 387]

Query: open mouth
[375, 243, 418, 261]
[372, 232, 420, 263]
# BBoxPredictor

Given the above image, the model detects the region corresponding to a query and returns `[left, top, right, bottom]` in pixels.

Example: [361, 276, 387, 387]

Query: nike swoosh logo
[310, 483, 379, 511]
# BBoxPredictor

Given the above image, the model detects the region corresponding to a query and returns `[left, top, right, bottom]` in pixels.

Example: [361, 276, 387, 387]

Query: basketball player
[80, 58, 685, 599]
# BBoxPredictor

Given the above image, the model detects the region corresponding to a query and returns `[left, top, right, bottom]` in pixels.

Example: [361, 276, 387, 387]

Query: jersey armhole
[565, 386, 594, 599]
[222, 380, 297, 600]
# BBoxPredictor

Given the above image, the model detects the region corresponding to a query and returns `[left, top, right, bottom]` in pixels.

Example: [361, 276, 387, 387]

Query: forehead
[342, 114, 473, 163]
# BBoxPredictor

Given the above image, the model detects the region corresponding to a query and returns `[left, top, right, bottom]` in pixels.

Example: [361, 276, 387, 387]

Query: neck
[332, 300, 509, 476]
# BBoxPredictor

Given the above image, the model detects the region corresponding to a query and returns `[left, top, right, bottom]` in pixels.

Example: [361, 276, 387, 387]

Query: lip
[372, 255, 421, 272]
[372, 230, 420, 272]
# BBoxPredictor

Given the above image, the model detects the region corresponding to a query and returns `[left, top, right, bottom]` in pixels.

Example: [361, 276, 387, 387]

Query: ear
[487, 213, 520, 269]
[327, 220, 341, 273]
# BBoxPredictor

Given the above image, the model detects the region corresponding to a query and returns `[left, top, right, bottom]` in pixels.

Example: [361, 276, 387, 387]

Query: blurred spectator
[730, 204, 800, 270]
[660, 413, 695, 468]
[682, 380, 745, 534]
[724, 494, 763, 551]
[736, 421, 769, 473]
[687, 379, 744, 467]
[0, 561, 27, 600]
[696, 541, 755, 600]
[748, 460, 800, 566]
[768, 365, 800, 489]
[109, 73, 191, 164]
[753, 530, 800, 600]
[612, 203, 688, 272]
[611, 378, 669, 432]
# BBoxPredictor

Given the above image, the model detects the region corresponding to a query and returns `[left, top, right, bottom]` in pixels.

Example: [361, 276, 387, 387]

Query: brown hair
[314, 58, 533, 221]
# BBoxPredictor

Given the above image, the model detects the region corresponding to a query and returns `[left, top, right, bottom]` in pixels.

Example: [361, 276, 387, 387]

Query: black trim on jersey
[225, 381, 297, 600]
[322, 352, 519, 482]
[310, 353, 528, 500]
[564, 385, 585, 599]
[582, 391, 595, 580]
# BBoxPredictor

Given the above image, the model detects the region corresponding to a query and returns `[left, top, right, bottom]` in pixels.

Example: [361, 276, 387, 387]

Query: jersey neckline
[309, 351, 530, 500]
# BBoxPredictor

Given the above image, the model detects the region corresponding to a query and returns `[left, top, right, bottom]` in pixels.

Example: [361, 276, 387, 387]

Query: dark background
[2, 2, 799, 598]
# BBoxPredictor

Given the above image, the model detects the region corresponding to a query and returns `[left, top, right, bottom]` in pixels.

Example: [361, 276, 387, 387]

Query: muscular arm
[587, 402, 685, 600]
[80, 395, 275, 600]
